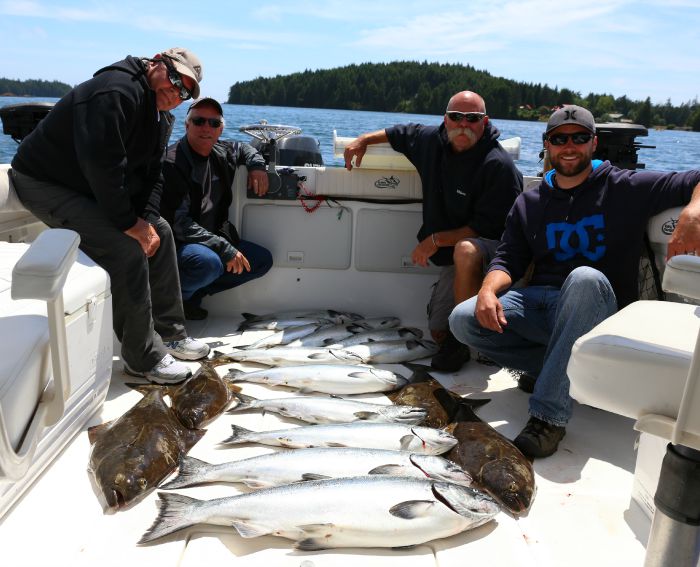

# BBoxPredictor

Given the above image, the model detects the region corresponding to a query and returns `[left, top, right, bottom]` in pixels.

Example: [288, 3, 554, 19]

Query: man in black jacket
[10, 48, 210, 384]
[161, 97, 272, 320]
[344, 91, 523, 372]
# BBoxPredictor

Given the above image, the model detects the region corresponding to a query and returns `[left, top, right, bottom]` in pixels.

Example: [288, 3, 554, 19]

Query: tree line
[227, 61, 700, 131]
[0, 78, 72, 98]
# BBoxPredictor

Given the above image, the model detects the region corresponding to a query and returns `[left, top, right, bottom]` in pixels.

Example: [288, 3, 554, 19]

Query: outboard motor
[593, 122, 653, 170]
[0, 102, 54, 143]
[240, 121, 322, 200]
[277, 135, 323, 167]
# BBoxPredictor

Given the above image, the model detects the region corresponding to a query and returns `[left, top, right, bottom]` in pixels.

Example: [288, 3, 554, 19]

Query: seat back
[659, 255, 700, 449]
[0, 165, 44, 243]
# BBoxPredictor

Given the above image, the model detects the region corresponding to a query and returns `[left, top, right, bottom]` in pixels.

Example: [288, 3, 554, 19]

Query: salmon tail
[225, 367, 245, 382]
[221, 424, 254, 445]
[226, 392, 257, 413]
[137, 492, 202, 544]
[159, 455, 211, 490]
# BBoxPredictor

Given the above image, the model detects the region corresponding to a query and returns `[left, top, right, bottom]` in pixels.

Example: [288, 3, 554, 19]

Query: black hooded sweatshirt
[12, 56, 173, 230]
[386, 121, 523, 265]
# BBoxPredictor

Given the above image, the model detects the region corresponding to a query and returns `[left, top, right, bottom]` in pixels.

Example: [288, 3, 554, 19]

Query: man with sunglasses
[10, 47, 212, 384]
[160, 97, 272, 320]
[344, 91, 523, 373]
[449, 104, 700, 458]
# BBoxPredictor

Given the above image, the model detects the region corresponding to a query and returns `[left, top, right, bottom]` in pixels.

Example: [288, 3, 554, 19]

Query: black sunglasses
[162, 58, 192, 101]
[191, 116, 223, 128]
[445, 111, 486, 123]
[546, 132, 594, 146]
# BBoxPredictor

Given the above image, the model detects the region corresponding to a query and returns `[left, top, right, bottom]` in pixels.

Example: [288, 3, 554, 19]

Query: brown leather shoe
[183, 300, 208, 320]
[430, 332, 471, 372]
[517, 373, 537, 394]
[513, 416, 566, 459]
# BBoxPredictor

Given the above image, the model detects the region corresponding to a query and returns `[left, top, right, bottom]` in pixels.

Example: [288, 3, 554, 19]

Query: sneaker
[123, 354, 192, 384]
[183, 300, 208, 321]
[165, 337, 211, 361]
[431, 331, 471, 372]
[513, 416, 566, 459]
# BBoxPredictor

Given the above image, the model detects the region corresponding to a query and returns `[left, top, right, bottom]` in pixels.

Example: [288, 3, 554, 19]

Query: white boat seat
[0, 229, 112, 485]
[568, 219, 700, 567]
[569, 254, 700, 447]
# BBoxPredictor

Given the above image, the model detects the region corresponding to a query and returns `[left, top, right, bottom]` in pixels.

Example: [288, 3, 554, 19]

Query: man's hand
[411, 235, 438, 267]
[474, 288, 507, 333]
[343, 138, 367, 171]
[226, 251, 251, 274]
[124, 218, 159, 257]
[667, 204, 700, 260]
[248, 169, 269, 196]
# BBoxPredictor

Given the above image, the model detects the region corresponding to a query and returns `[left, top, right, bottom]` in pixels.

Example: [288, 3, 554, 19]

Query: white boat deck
[0, 315, 652, 567]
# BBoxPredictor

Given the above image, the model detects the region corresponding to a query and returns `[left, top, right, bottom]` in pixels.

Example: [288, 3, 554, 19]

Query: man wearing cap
[10, 48, 211, 384]
[449, 104, 700, 458]
[160, 97, 272, 320]
[344, 90, 523, 372]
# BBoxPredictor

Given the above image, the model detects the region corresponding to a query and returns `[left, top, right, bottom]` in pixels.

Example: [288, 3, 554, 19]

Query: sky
[1, 0, 699, 106]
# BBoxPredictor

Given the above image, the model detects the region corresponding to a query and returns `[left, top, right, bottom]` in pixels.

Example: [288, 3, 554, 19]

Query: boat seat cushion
[0, 241, 110, 448]
[569, 299, 698, 421]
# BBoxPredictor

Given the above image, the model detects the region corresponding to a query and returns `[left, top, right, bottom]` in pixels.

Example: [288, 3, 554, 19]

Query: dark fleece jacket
[12, 55, 173, 230]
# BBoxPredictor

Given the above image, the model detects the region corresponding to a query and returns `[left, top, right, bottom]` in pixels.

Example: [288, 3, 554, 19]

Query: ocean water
[2, 96, 699, 176]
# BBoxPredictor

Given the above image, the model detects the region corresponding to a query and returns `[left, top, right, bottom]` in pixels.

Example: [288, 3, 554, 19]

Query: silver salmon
[139, 476, 499, 548]
[228, 392, 427, 424]
[332, 327, 423, 347]
[221, 422, 457, 454]
[226, 364, 406, 394]
[160, 447, 472, 489]
[344, 339, 440, 363]
[219, 345, 366, 366]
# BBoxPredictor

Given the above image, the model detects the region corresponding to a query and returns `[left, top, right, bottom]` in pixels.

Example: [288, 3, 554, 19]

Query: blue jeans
[449, 267, 617, 426]
[177, 240, 273, 304]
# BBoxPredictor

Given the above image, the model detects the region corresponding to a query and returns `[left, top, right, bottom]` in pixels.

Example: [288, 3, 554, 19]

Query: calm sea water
[2, 96, 700, 176]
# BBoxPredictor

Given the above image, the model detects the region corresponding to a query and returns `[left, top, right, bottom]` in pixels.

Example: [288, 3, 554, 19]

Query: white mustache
[447, 128, 478, 143]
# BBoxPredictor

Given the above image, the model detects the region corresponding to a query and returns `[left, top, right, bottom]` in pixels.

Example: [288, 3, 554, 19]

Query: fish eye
[138, 478, 148, 490]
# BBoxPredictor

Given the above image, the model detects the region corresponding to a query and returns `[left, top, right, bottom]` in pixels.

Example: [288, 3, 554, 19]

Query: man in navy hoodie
[10, 48, 211, 384]
[449, 105, 700, 458]
[344, 91, 523, 372]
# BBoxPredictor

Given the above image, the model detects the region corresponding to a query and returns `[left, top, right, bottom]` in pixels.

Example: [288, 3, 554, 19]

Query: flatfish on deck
[87, 390, 205, 513]
[445, 407, 536, 515]
[128, 362, 241, 429]
[386, 362, 488, 428]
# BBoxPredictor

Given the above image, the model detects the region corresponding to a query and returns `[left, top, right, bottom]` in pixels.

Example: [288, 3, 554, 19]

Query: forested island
[228, 61, 700, 131]
[0, 78, 72, 98]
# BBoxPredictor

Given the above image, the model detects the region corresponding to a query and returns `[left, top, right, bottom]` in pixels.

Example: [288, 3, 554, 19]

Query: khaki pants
[427, 237, 500, 332]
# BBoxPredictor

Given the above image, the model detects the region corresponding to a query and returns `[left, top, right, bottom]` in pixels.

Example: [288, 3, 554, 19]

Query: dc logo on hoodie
[546, 214, 606, 261]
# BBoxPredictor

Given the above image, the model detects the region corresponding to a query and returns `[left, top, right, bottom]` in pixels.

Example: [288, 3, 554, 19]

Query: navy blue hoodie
[489, 160, 700, 308]
[386, 121, 523, 265]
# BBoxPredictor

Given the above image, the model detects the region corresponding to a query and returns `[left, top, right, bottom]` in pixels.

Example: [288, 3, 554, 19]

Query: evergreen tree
[224, 62, 698, 127]
[637, 97, 652, 127]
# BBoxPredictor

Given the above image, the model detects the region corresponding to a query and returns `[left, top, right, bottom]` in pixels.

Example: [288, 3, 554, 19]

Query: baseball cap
[188, 97, 223, 116]
[545, 105, 596, 135]
[161, 47, 203, 99]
